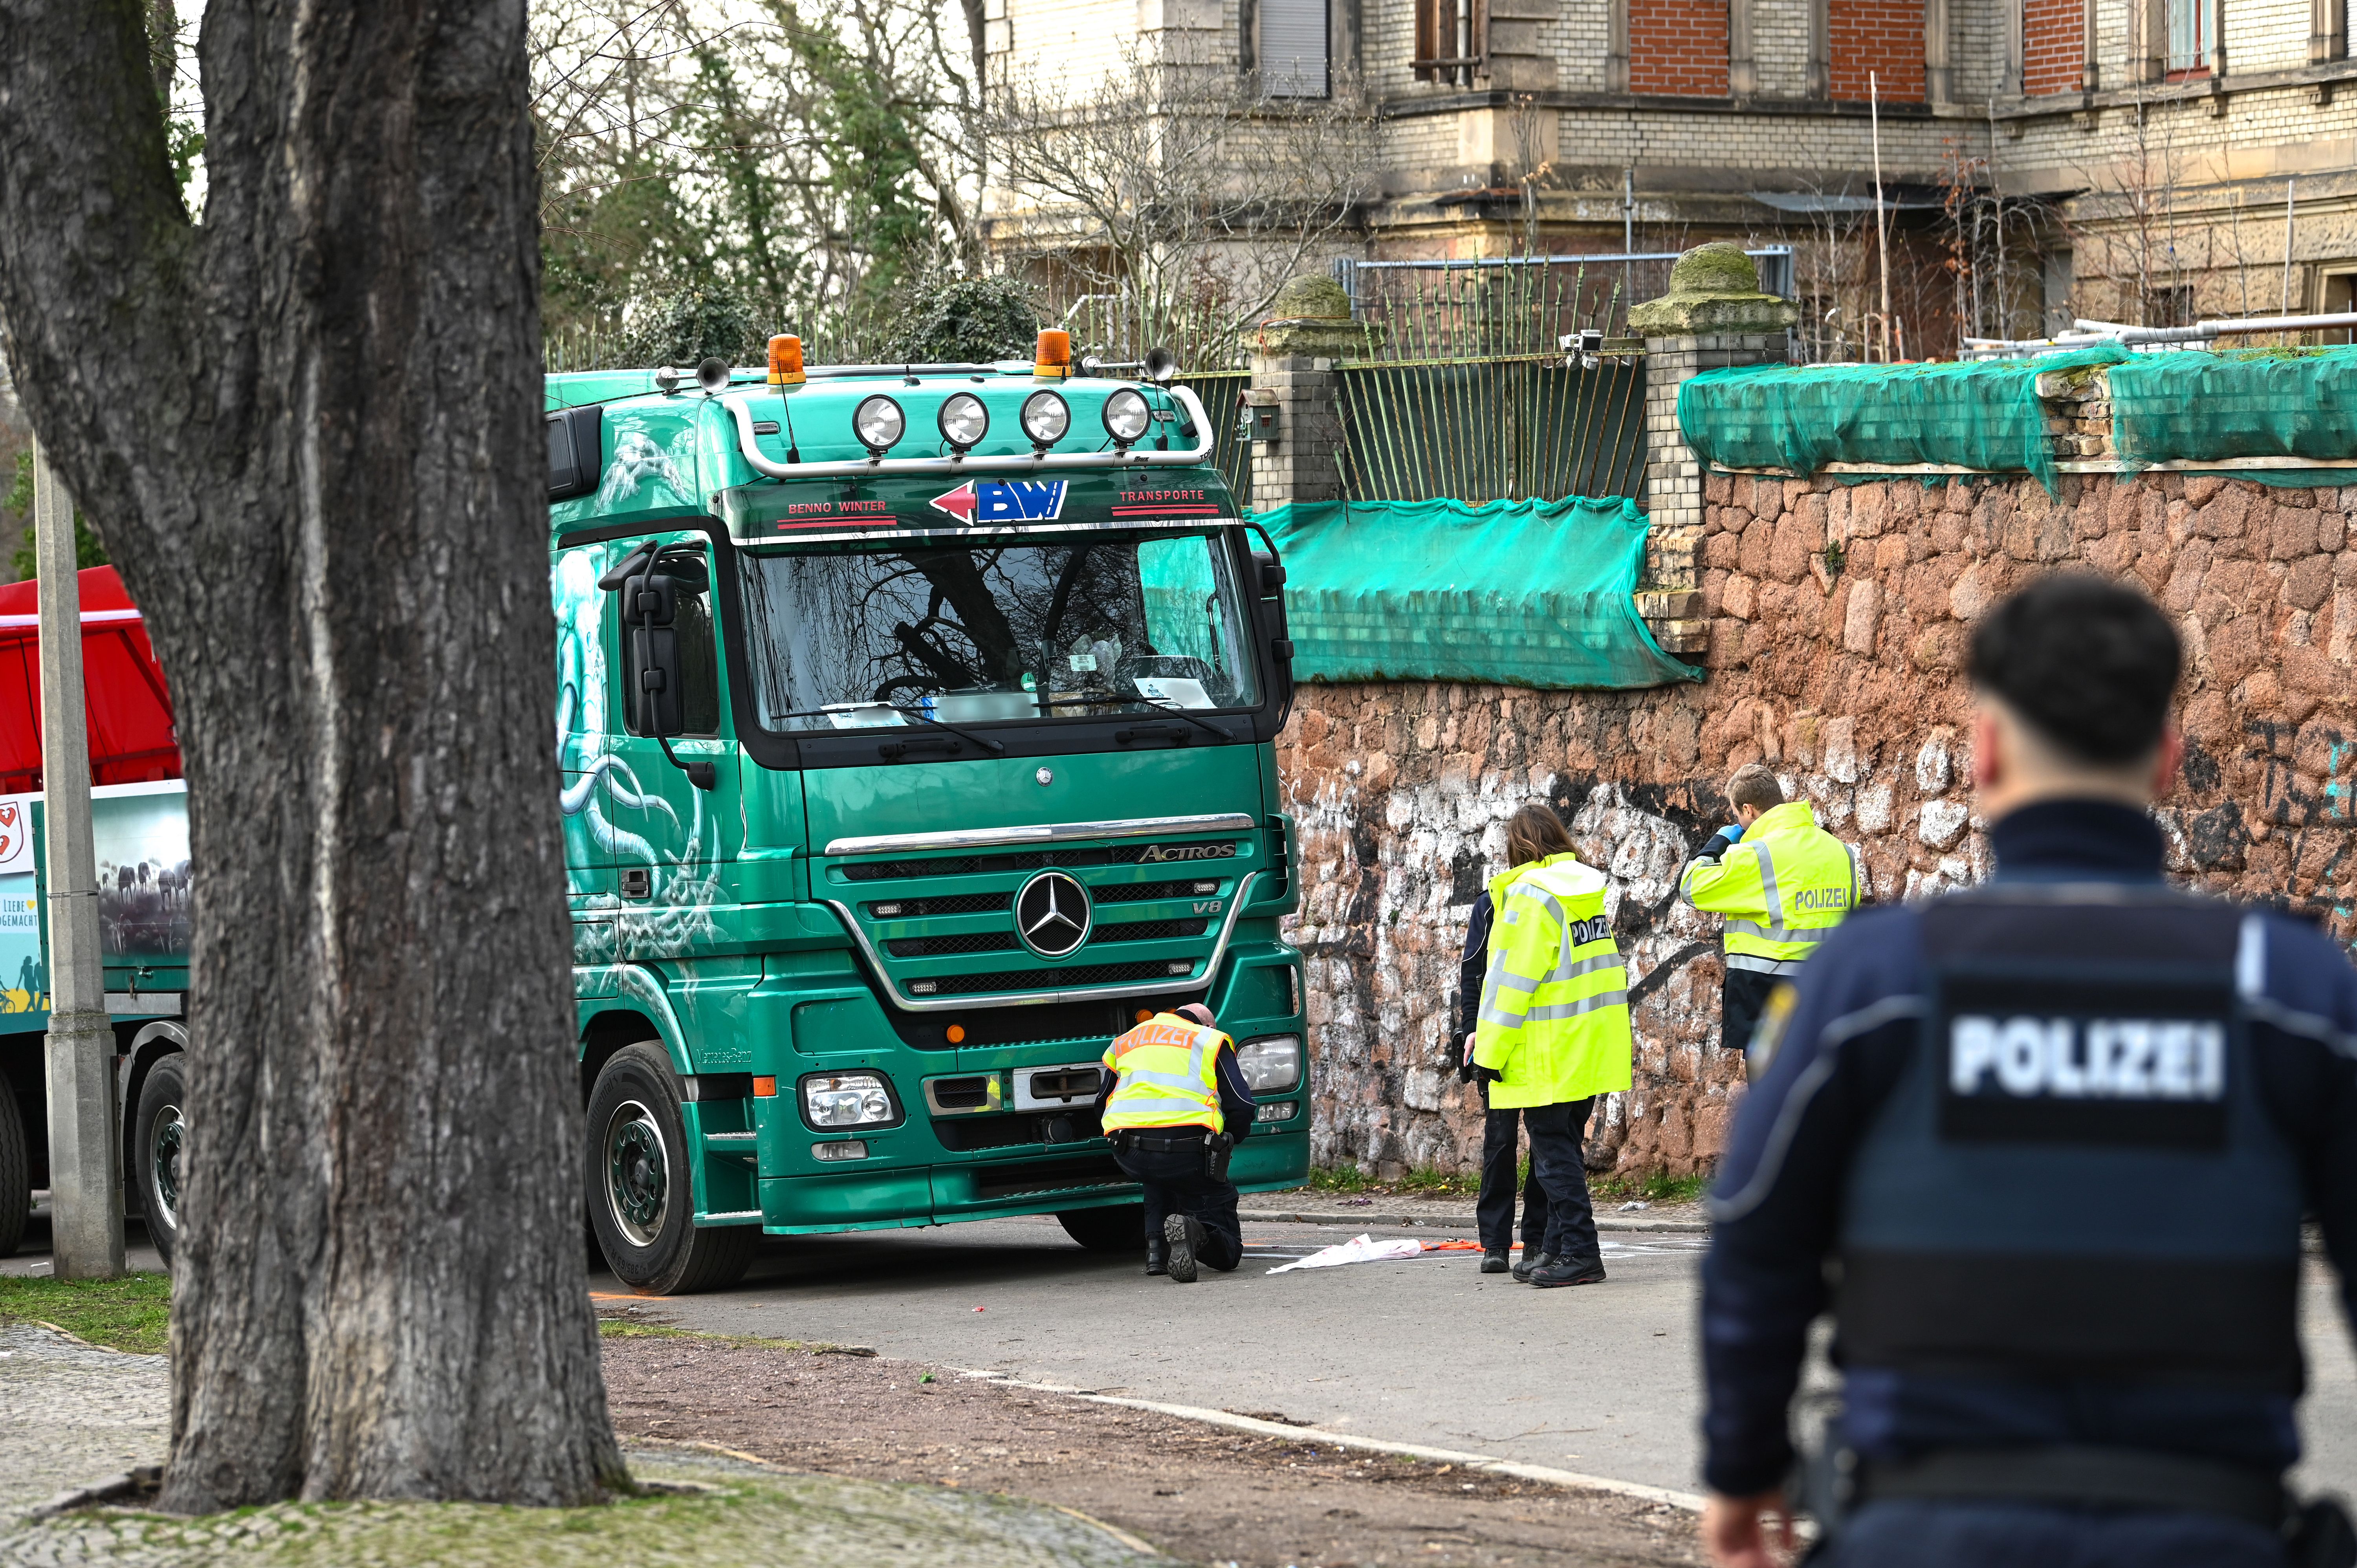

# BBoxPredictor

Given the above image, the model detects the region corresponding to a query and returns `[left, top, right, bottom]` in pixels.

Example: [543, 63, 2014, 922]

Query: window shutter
[1416, 0, 1442, 81]
[1260, 0, 1330, 97]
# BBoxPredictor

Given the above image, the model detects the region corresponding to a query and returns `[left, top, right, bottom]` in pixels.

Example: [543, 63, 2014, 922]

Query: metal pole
[2282, 176, 2298, 317]
[1872, 70, 1892, 363]
[34, 440, 123, 1280]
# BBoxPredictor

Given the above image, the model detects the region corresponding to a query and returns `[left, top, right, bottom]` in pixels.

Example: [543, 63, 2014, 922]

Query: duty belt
[1856, 1445, 2286, 1529]
[1119, 1129, 1213, 1154]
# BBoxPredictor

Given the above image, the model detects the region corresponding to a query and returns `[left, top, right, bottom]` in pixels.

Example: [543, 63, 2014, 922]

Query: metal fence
[1175, 370, 1252, 507]
[1335, 354, 1647, 506]
[1331, 249, 1793, 357]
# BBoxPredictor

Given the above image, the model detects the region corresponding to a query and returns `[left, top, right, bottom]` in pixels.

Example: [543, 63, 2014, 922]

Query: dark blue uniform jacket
[1701, 799, 2357, 1497]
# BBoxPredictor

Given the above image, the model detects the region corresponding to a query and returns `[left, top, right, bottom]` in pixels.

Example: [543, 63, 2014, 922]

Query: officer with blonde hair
[1465, 800, 1633, 1288]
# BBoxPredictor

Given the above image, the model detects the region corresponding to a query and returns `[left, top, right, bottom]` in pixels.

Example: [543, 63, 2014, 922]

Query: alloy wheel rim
[605, 1100, 669, 1247]
[150, 1105, 182, 1229]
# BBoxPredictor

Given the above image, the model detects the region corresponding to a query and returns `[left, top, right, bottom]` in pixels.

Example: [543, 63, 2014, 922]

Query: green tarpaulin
[2109, 348, 2357, 475]
[1677, 345, 2129, 495]
[1256, 496, 1699, 690]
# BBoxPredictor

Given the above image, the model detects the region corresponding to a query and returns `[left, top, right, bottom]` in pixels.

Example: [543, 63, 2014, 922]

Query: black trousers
[1520, 1098, 1599, 1268]
[1114, 1143, 1243, 1272]
[1721, 965, 1783, 1055]
[1476, 1096, 1551, 1254]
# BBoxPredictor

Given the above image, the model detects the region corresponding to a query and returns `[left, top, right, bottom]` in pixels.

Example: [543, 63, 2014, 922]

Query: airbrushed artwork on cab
[553, 546, 722, 981]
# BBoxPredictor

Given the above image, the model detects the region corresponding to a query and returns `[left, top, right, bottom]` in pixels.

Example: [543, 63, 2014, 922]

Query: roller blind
[1259, 0, 1329, 97]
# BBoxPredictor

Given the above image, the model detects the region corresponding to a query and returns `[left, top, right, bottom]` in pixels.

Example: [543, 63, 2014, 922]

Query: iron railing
[1335, 354, 1648, 505]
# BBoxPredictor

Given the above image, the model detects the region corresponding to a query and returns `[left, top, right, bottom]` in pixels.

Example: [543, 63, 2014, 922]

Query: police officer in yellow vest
[1677, 763, 1862, 1056]
[1095, 1002, 1257, 1282]
[1470, 824, 1635, 1288]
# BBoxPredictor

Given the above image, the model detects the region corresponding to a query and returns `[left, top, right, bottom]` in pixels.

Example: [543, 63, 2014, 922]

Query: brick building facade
[983, 0, 2357, 346]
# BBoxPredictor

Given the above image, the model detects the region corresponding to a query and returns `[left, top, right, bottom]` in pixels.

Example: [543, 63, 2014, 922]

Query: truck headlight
[1102, 388, 1152, 444]
[801, 1072, 899, 1128]
[1234, 1035, 1302, 1094]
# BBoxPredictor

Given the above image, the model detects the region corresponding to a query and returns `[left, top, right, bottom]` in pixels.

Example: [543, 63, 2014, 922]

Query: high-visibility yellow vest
[1471, 853, 1635, 1109]
[1100, 1013, 1230, 1134]
[1677, 800, 1861, 976]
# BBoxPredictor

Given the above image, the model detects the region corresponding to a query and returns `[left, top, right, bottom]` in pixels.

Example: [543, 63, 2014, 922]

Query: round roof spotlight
[853, 394, 905, 455]
[1103, 388, 1152, 447]
[938, 392, 989, 451]
[697, 356, 732, 393]
[1020, 389, 1070, 449]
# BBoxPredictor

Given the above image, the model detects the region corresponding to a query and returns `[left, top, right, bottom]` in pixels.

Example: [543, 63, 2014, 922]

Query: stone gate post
[1244, 275, 1380, 511]
[1628, 246, 1798, 655]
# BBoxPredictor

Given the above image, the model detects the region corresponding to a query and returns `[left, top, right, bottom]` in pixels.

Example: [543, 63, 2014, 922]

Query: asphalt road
[597, 1214, 2357, 1503]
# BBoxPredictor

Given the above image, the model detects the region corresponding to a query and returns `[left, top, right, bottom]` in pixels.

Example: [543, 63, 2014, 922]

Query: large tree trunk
[0, 0, 626, 1509]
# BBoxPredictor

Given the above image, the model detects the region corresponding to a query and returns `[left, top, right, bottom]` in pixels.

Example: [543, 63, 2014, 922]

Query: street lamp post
[35, 440, 123, 1279]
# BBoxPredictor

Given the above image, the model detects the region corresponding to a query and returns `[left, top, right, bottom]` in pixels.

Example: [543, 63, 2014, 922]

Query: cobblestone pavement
[0, 1325, 1155, 1566]
[0, 1325, 171, 1519]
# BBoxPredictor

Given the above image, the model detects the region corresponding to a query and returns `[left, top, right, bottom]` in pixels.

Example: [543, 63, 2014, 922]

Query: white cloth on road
[1265, 1234, 1427, 1274]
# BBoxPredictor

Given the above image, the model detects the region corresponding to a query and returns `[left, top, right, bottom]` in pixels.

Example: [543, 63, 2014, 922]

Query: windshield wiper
[1038, 696, 1232, 743]
[885, 705, 1007, 754]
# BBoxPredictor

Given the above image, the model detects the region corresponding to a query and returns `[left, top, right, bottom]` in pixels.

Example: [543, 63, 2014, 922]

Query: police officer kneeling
[1701, 575, 2357, 1568]
[1098, 1002, 1255, 1283]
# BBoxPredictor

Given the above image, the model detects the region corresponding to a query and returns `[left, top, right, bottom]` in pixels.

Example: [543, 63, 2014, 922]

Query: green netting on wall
[2110, 348, 2357, 469]
[1678, 345, 2129, 495]
[1257, 496, 1699, 690]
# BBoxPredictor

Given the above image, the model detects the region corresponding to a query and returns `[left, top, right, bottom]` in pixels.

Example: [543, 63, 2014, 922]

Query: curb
[26, 1466, 160, 1522]
[1242, 1209, 1708, 1235]
[952, 1369, 1707, 1513]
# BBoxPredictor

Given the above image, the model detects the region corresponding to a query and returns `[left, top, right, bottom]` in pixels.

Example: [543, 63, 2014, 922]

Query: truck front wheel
[586, 1042, 754, 1294]
[132, 1053, 187, 1266]
[0, 1079, 26, 1257]
[1057, 1203, 1146, 1253]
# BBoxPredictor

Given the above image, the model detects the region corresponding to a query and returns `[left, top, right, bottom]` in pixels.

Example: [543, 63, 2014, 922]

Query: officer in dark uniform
[1699, 575, 2357, 1568]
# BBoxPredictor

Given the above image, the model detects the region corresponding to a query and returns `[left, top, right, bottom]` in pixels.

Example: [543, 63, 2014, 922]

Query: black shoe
[1511, 1249, 1553, 1284]
[1529, 1258, 1607, 1289]
[1480, 1251, 1510, 1274]
[1164, 1213, 1202, 1283]
[1145, 1237, 1168, 1276]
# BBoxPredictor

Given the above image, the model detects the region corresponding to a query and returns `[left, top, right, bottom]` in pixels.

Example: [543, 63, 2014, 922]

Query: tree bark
[0, 0, 627, 1509]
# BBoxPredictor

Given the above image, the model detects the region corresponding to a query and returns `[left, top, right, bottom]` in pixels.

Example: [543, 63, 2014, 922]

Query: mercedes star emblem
[1014, 870, 1091, 958]
[1036, 766, 1054, 786]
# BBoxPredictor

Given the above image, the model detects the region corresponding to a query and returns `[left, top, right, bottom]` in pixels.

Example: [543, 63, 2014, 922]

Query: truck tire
[0, 1079, 27, 1258]
[586, 1042, 754, 1294]
[1057, 1203, 1146, 1253]
[133, 1054, 187, 1268]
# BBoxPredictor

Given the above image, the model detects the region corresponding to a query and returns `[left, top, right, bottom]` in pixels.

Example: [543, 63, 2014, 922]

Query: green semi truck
[0, 339, 1310, 1291]
[546, 337, 1307, 1291]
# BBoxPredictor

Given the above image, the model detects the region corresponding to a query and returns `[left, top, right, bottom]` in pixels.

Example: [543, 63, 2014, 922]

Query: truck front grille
[971, 1154, 1129, 1200]
[886, 931, 1020, 958]
[1088, 917, 1210, 944]
[840, 841, 1239, 881]
[1090, 877, 1222, 904]
[914, 959, 1189, 997]
[867, 891, 1010, 918]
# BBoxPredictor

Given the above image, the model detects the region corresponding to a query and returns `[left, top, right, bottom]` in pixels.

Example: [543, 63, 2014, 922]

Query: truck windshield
[734, 529, 1263, 732]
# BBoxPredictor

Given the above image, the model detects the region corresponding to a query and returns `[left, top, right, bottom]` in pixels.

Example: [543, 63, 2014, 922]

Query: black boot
[1145, 1236, 1168, 1276]
[1530, 1257, 1607, 1289]
[1480, 1251, 1510, 1273]
[1512, 1249, 1554, 1283]
[1164, 1213, 1203, 1283]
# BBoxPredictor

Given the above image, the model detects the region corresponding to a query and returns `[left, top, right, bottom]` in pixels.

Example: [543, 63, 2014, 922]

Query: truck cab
[550, 337, 1309, 1291]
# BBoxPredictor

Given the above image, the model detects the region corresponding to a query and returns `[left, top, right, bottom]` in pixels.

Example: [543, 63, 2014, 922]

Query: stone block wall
[1276, 470, 2357, 1181]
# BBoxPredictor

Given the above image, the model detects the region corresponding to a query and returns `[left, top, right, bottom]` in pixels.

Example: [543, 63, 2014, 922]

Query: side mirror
[623, 571, 689, 738]
[1250, 552, 1295, 728]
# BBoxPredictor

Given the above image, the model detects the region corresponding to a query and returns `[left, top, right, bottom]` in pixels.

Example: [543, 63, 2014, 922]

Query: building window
[2165, 0, 2209, 74]
[1415, 0, 1486, 85]
[1259, 0, 1330, 97]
